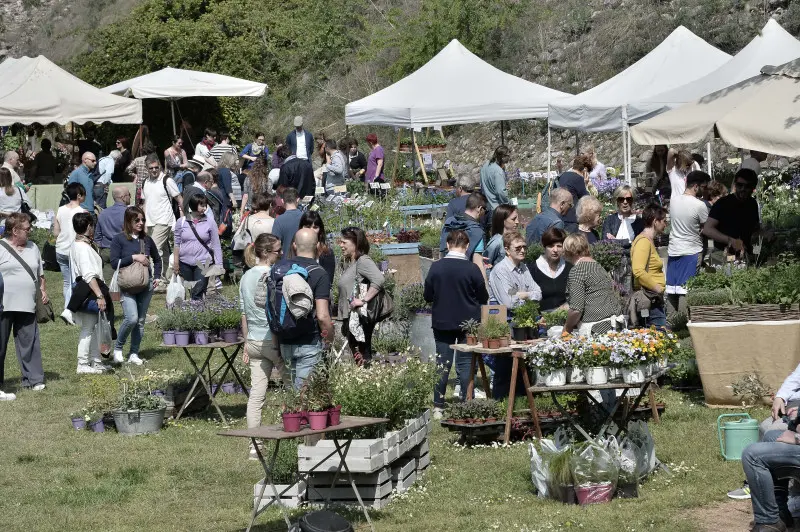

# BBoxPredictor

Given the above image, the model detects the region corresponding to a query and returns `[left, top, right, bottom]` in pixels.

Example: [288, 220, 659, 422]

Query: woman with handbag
[630, 204, 669, 328]
[69, 212, 112, 374]
[0, 213, 49, 393]
[173, 194, 223, 300]
[110, 207, 161, 366]
[337, 226, 385, 365]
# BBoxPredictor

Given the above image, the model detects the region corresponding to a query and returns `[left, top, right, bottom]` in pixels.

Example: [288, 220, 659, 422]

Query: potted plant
[460, 319, 480, 346]
[445, 402, 466, 424]
[482, 316, 507, 349]
[512, 300, 540, 341]
[216, 308, 242, 344]
[527, 340, 568, 387]
[547, 448, 577, 504]
[88, 411, 105, 433]
[497, 321, 511, 348]
[280, 388, 304, 432]
[191, 308, 211, 345]
[157, 309, 176, 346]
[572, 443, 618, 505]
[69, 409, 89, 430]
[305, 370, 332, 431]
[172, 310, 192, 347]
[112, 374, 167, 436]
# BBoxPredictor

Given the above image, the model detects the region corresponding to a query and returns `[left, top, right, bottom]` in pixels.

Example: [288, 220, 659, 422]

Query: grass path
[0, 272, 763, 531]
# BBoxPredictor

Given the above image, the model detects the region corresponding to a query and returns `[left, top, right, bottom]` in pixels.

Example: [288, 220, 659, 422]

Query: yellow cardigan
[630, 234, 665, 291]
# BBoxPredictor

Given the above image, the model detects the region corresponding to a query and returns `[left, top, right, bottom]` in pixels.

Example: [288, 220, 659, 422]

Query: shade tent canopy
[0, 56, 142, 125]
[102, 67, 267, 100]
[630, 59, 800, 157]
[632, 20, 800, 119]
[548, 26, 731, 132]
[345, 39, 569, 127]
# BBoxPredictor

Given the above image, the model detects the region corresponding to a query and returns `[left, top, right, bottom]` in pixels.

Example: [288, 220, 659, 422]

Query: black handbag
[353, 262, 393, 324]
[42, 241, 60, 272]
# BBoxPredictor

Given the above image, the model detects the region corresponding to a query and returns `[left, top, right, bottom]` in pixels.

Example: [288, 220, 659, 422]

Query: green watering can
[718, 413, 759, 461]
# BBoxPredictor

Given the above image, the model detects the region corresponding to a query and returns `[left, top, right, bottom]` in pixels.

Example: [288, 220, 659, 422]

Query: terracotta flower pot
[499, 337, 510, 347]
[466, 335, 478, 345]
[282, 412, 302, 432]
[481, 338, 490, 348]
[488, 339, 501, 349]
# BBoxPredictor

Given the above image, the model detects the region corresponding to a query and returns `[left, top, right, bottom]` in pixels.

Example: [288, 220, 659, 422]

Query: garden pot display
[512, 327, 528, 342]
[162, 331, 176, 346]
[174, 331, 190, 346]
[622, 365, 647, 385]
[113, 408, 166, 436]
[584, 367, 608, 386]
[576, 482, 614, 505]
[568, 366, 585, 383]
[71, 417, 86, 431]
[481, 339, 490, 348]
[616, 482, 639, 498]
[282, 412, 302, 432]
[466, 335, 477, 345]
[221, 329, 239, 343]
[221, 382, 236, 394]
[194, 331, 209, 345]
[328, 405, 342, 426]
[487, 339, 501, 349]
[499, 337, 510, 348]
[537, 369, 567, 387]
[308, 411, 329, 430]
[89, 419, 105, 433]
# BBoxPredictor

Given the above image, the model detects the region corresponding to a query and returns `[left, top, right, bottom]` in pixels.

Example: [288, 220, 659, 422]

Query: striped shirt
[567, 260, 619, 334]
[209, 143, 239, 164]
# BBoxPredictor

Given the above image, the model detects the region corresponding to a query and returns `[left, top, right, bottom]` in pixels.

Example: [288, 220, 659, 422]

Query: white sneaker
[112, 350, 124, 364]
[433, 407, 443, 420]
[128, 354, 144, 366]
[77, 365, 103, 375]
[474, 389, 487, 399]
[249, 445, 261, 461]
[31, 383, 45, 391]
[92, 361, 112, 372]
[0, 390, 16, 401]
[60, 309, 75, 326]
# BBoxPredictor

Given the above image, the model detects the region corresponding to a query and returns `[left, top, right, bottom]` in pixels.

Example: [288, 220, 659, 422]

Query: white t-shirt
[142, 174, 180, 227]
[296, 130, 307, 160]
[669, 168, 686, 197]
[55, 204, 86, 255]
[69, 240, 104, 285]
[668, 193, 709, 257]
[589, 161, 607, 181]
[0, 240, 43, 313]
[195, 144, 211, 158]
[268, 168, 280, 186]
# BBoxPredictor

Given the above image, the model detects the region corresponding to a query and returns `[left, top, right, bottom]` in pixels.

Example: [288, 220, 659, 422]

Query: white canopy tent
[345, 39, 569, 127]
[547, 26, 731, 180]
[631, 59, 800, 157]
[0, 56, 142, 125]
[103, 67, 267, 134]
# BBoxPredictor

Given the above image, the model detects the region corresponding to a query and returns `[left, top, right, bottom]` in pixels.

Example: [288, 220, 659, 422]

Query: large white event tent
[631, 59, 800, 157]
[547, 26, 731, 179]
[0, 56, 142, 125]
[103, 67, 267, 134]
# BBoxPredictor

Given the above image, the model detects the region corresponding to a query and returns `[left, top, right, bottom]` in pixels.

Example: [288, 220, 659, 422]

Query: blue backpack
[266, 260, 320, 340]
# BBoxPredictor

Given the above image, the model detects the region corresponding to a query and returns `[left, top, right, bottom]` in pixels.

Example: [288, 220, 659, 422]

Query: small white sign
[365, 201, 375, 208]
[370, 182, 380, 189]
[391, 201, 399, 209]
[314, 187, 325, 196]
[380, 183, 391, 190]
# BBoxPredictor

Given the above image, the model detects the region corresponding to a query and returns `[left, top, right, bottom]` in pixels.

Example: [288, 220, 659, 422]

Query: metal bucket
[113, 408, 166, 436]
[717, 413, 759, 460]
[409, 312, 435, 362]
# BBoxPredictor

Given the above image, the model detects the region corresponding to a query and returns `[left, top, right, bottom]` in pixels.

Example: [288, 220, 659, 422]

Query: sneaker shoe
[249, 444, 261, 461]
[112, 350, 124, 364]
[31, 383, 45, 391]
[474, 389, 487, 399]
[433, 407, 444, 420]
[60, 309, 75, 326]
[128, 354, 144, 366]
[0, 390, 16, 401]
[728, 482, 751, 500]
[77, 365, 103, 375]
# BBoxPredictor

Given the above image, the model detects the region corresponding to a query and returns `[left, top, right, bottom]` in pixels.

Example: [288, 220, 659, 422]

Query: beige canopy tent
[0, 56, 142, 125]
[631, 58, 800, 157]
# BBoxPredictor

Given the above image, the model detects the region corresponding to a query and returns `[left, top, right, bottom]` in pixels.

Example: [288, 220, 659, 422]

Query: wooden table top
[218, 416, 389, 441]
[160, 341, 244, 349]
[449, 340, 543, 354]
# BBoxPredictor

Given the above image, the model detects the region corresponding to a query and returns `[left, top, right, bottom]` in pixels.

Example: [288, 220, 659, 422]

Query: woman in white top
[667, 148, 693, 198]
[69, 212, 109, 374]
[240, 233, 288, 449]
[0, 168, 30, 221]
[53, 182, 86, 325]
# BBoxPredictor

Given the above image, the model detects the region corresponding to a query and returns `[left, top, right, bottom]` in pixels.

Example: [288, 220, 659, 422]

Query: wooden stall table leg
[519, 358, 542, 438]
[477, 355, 491, 398]
[649, 386, 660, 423]
[503, 355, 521, 445]
[466, 352, 477, 400]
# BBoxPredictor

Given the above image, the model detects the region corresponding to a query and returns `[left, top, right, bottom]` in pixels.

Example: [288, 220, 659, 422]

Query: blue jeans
[280, 338, 323, 389]
[433, 329, 473, 408]
[743, 435, 800, 526]
[115, 288, 154, 355]
[638, 302, 667, 329]
[56, 252, 71, 310]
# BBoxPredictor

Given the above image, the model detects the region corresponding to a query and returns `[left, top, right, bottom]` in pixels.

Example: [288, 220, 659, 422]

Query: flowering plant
[590, 240, 625, 272]
[525, 335, 576, 372]
[591, 177, 624, 200]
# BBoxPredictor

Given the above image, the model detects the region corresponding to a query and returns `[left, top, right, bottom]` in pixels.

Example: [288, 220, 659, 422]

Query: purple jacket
[174, 215, 223, 267]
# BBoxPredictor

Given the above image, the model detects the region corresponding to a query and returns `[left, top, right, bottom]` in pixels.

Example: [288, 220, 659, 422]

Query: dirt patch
[681, 499, 752, 531]
[388, 254, 423, 287]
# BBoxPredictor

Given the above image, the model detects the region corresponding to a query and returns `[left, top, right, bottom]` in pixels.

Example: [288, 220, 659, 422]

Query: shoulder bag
[355, 258, 393, 324]
[186, 219, 216, 265]
[626, 238, 663, 323]
[117, 238, 150, 294]
[0, 240, 54, 323]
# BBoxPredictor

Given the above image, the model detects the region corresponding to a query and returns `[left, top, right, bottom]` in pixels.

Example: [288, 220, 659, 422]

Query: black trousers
[342, 317, 376, 364]
[179, 262, 208, 300]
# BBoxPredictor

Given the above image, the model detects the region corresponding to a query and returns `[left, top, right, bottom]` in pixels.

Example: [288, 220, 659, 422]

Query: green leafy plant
[525, 243, 544, 263]
[511, 300, 540, 328]
[280, 387, 305, 414]
[548, 448, 574, 487]
[687, 288, 731, 307]
[156, 309, 176, 331]
[368, 245, 386, 264]
[444, 402, 465, 420]
[304, 368, 333, 412]
[541, 309, 568, 327]
[397, 282, 431, 317]
[590, 241, 625, 272]
[372, 329, 410, 354]
[480, 316, 509, 340]
[459, 318, 480, 336]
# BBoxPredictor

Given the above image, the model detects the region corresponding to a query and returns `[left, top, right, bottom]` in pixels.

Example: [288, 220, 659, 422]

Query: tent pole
[547, 126, 551, 176]
[622, 127, 629, 184]
[627, 124, 633, 185]
[391, 128, 401, 183]
[170, 100, 177, 136]
[500, 121, 505, 146]
[412, 130, 428, 185]
[707, 141, 713, 180]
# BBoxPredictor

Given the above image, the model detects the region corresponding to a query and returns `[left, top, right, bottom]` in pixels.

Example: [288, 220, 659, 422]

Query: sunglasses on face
[148, 166, 160, 171]
[511, 245, 527, 252]
[134, 218, 144, 223]
[617, 197, 633, 203]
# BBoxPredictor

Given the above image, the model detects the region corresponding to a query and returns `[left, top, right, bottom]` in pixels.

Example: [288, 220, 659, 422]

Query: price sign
[391, 201, 399, 209]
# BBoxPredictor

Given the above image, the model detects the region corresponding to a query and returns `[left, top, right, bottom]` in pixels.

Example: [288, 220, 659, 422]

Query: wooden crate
[253, 480, 306, 510]
[299, 439, 385, 473]
[307, 467, 393, 509]
[391, 458, 417, 493]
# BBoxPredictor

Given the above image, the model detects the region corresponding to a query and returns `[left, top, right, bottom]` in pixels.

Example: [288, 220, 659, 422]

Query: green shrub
[687, 289, 731, 307]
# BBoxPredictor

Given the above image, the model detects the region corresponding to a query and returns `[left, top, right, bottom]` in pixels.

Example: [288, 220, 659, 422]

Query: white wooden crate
[407, 439, 429, 459]
[391, 458, 417, 493]
[253, 480, 306, 510]
[307, 466, 393, 509]
[299, 439, 385, 473]
[416, 452, 430, 472]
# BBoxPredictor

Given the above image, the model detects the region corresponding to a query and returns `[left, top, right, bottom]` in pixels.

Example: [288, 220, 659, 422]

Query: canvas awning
[102, 67, 267, 100]
[630, 58, 800, 157]
[0, 56, 142, 125]
[345, 39, 569, 128]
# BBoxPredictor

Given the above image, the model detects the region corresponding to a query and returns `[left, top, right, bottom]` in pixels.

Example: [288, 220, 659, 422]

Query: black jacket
[601, 214, 644, 245]
[424, 257, 488, 331]
[278, 156, 315, 198]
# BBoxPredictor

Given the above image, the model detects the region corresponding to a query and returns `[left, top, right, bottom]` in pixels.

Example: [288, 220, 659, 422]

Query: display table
[220, 416, 389, 532]
[450, 341, 542, 444]
[161, 341, 246, 423]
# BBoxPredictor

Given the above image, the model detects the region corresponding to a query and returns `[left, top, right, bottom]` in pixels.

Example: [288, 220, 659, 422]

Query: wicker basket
[689, 304, 800, 323]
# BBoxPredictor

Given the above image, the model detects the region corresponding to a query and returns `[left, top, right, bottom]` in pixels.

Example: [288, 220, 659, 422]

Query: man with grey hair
[141, 153, 181, 289]
[446, 172, 480, 219]
[182, 170, 217, 221]
[278, 227, 333, 388]
[95, 149, 122, 210]
[2, 151, 23, 185]
[525, 187, 571, 246]
[96, 185, 131, 271]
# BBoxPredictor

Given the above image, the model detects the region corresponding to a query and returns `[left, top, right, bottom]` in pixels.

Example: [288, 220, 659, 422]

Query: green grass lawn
[0, 272, 764, 531]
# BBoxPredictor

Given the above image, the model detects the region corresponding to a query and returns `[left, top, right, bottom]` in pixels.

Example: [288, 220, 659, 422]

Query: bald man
[2, 151, 22, 185]
[96, 185, 131, 269]
[278, 227, 333, 388]
[68, 152, 98, 211]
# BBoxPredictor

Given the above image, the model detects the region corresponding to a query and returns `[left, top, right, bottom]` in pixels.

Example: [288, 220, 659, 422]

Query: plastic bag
[166, 274, 185, 308]
[627, 420, 656, 476]
[529, 443, 549, 498]
[618, 439, 641, 485]
[571, 441, 619, 504]
[96, 311, 113, 355]
[109, 260, 121, 301]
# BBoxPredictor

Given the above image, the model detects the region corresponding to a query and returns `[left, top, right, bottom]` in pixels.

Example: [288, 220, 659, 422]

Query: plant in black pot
[547, 448, 577, 504]
[511, 300, 540, 341]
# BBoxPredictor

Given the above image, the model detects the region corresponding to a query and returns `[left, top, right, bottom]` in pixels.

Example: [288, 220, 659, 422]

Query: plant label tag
[370, 182, 380, 189]
[391, 201, 399, 209]
[309, 204, 319, 212]
[640, 309, 650, 318]
[315, 187, 325, 196]
[365, 201, 374, 208]
[752, 244, 761, 255]
[380, 183, 391, 189]
[302, 195, 314, 203]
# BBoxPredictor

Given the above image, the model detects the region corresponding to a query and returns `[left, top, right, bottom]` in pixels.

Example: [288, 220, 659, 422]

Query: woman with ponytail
[239, 233, 288, 457]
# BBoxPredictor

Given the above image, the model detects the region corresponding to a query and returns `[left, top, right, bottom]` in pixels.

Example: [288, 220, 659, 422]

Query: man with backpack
[141, 154, 182, 291]
[267, 228, 333, 389]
